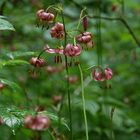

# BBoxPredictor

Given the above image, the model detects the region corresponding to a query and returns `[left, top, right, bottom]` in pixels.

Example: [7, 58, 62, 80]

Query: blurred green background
[0, 0, 140, 139]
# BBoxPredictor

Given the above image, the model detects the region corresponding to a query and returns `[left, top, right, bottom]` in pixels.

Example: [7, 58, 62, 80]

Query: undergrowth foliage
[0, 0, 140, 140]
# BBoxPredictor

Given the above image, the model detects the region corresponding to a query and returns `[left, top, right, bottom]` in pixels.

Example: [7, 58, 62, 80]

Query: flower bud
[29, 57, 45, 67]
[83, 16, 88, 31]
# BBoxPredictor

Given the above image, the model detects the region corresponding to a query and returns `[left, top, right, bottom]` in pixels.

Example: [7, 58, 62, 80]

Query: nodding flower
[50, 22, 64, 39]
[64, 43, 82, 57]
[29, 57, 45, 67]
[24, 115, 50, 131]
[44, 45, 64, 63]
[44, 45, 64, 54]
[36, 9, 54, 23]
[83, 17, 88, 31]
[92, 67, 113, 81]
[76, 32, 92, 44]
[92, 69, 105, 81]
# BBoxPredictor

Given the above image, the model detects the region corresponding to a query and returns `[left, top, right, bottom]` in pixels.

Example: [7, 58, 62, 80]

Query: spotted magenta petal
[92, 67, 113, 81]
[104, 68, 113, 80]
[64, 44, 82, 57]
[44, 46, 64, 54]
[92, 69, 105, 81]
[24, 115, 50, 131]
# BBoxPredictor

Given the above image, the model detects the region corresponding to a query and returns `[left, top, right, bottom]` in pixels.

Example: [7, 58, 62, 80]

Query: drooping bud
[83, 16, 88, 31]
[29, 57, 45, 67]
[111, 4, 117, 12]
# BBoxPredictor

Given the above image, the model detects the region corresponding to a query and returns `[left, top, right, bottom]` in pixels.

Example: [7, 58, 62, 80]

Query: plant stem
[59, 1, 73, 139]
[65, 0, 140, 47]
[88, 15, 140, 47]
[110, 106, 115, 140]
[78, 64, 89, 140]
[96, 1, 102, 66]
[121, 0, 125, 16]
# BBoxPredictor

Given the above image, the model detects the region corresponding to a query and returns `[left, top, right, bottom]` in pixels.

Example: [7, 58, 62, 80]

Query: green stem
[78, 64, 89, 140]
[48, 130, 56, 140]
[96, 1, 102, 66]
[59, 1, 73, 139]
[88, 15, 140, 47]
[110, 106, 115, 140]
[121, 0, 125, 16]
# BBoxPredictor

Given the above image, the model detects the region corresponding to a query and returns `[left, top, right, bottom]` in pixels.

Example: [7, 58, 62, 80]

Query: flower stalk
[78, 64, 89, 140]
[59, 1, 73, 139]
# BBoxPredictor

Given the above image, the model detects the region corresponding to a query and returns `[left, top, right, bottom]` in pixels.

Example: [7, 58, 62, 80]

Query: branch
[88, 15, 140, 47]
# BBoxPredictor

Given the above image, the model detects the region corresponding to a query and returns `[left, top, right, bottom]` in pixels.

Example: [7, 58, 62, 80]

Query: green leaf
[0, 105, 26, 129]
[0, 60, 29, 68]
[0, 78, 22, 91]
[39, 111, 70, 131]
[73, 98, 99, 115]
[0, 18, 15, 31]
[0, 105, 69, 133]
[6, 51, 37, 59]
[99, 97, 127, 108]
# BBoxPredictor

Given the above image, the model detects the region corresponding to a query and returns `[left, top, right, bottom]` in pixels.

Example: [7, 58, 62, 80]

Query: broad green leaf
[6, 51, 37, 59]
[99, 97, 127, 108]
[0, 18, 15, 31]
[0, 105, 69, 133]
[0, 60, 29, 68]
[39, 111, 70, 131]
[0, 105, 26, 128]
[0, 78, 22, 91]
[73, 98, 99, 115]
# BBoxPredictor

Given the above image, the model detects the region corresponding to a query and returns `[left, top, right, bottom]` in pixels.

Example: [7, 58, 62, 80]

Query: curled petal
[76, 32, 92, 44]
[36, 9, 54, 22]
[92, 69, 105, 81]
[74, 44, 82, 56]
[104, 68, 113, 80]
[50, 22, 64, 39]
[64, 44, 82, 57]
[29, 57, 45, 67]
[44, 46, 64, 54]
[24, 115, 50, 131]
